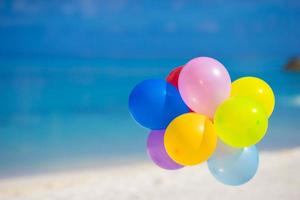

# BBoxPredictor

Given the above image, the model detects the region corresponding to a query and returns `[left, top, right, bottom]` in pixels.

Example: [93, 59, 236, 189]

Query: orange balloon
[164, 113, 217, 166]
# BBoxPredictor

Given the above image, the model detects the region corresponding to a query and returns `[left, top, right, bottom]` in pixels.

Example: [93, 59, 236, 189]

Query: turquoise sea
[0, 58, 299, 177]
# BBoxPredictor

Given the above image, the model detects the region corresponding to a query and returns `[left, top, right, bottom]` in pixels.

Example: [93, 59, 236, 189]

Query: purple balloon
[147, 130, 183, 170]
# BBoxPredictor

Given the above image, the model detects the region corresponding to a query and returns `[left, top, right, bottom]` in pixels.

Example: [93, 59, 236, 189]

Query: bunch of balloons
[128, 57, 275, 186]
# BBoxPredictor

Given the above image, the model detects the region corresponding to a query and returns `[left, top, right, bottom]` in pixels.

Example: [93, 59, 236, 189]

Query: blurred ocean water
[0, 58, 299, 176]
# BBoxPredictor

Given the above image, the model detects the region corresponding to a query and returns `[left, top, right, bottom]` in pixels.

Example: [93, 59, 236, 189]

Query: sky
[0, 0, 299, 59]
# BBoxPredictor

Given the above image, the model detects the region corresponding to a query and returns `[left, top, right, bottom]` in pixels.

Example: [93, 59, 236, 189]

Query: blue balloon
[128, 79, 189, 130]
[207, 140, 259, 186]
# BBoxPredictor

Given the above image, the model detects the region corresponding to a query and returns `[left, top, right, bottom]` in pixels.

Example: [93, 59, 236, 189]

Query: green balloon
[214, 97, 268, 148]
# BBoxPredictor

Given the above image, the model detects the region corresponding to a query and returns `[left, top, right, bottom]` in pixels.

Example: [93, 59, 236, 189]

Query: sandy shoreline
[0, 148, 299, 200]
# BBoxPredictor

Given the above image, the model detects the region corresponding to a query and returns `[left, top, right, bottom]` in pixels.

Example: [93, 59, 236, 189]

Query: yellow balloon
[164, 113, 217, 166]
[231, 76, 275, 117]
[214, 97, 268, 148]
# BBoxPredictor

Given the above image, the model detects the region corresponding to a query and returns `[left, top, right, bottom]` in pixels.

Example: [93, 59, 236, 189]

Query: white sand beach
[0, 148, 299, 200]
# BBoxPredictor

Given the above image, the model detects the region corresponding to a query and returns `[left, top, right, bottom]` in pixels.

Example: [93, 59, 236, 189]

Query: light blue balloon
[207, 140, 259, 186]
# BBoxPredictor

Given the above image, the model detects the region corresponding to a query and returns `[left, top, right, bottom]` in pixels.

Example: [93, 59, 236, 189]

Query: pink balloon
[178, 57, 231, 118]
